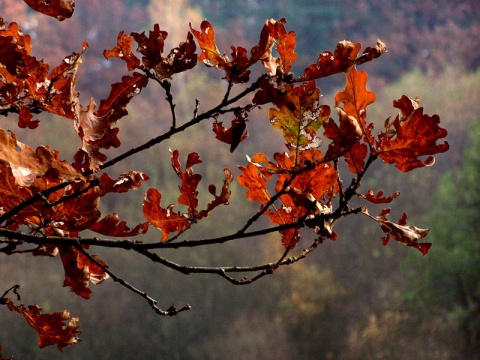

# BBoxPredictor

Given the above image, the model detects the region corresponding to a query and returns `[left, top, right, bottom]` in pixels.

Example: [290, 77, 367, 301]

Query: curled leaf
[377, 101, 449, 172]
[5, 299, 81, 351]
[374, 211, 431, 255]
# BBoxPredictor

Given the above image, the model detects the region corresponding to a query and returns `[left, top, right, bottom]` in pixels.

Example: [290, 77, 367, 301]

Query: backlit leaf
[143, 187, 190, 241]
[269, 81, 328, 150]
[377, 100, 449, 172]
[89, 214, 149, 237]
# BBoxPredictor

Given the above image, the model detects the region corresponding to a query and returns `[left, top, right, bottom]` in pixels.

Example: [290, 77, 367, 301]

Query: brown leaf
[0, 129, 82, 187]
[376, 213, 431, 255]
[212, 111, 249, 152]
[5, 299, 81, 351]
[59, 246, 109, 299]
[89, 214, 148, 237]
[377, 104, 449, 172]
[22, 0, 75, 21]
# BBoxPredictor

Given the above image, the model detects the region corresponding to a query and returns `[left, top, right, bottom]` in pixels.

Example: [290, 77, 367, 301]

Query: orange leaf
[238, 162, 271, 205]
[103, 32, 141, 71]
[22, 0, 75, 21]
[143, 188, 190, 241]
[335, 67, 376, 126]
[5, 299, 81, 351]
[190, 20, 228, 69]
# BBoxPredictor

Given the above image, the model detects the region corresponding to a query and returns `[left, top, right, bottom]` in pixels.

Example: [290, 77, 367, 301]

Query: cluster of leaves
[0, 2, 448, 353]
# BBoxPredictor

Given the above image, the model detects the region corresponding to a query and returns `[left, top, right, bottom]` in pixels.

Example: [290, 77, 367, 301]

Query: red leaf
[59, 246, 109, 298]
[358, 189, 400, 204]
[23, 0, 75, 21]
[198, 167, 234, 219]
[298, 41, 361, 81]
[323, 109, 359, 162]
[171, 150, 203, 215]
[98, 171, 149, 194]
[143, 188, 190, 241]
[18, 108, 40, 129]
[89, 214, 148, 237]
[103, 32, 141, 71]
[5, 299, 81, 351]
[96, 72, 149, 122]
[297, 39, 386, 81]
[130, 24, 198, 78]
[377, 102, 449, 172]
[212, 111, 249, 152]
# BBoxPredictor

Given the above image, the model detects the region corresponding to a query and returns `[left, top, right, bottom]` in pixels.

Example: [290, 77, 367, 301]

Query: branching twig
[74, 243, 190, 316]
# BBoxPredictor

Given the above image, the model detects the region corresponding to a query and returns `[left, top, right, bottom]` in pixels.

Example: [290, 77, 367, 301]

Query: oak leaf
[358, 189, 400, 204]
[143, 187, 190, 241]
[212, 110, 249, 152]
[377, 100, 449, 172]
[89, 214, 148, 237]
[376, 212, 432, 255]
[0, 129, 82, 187]
[5, 299, 81, 351]
[269, 81, 328, 150]
[335, 67, 376, 126]
[103, 31, 141, 71]
[59, 246, 109, 299]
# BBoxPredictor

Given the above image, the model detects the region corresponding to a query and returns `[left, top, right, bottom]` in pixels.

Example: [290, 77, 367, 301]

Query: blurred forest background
[1, 0, 479, 359]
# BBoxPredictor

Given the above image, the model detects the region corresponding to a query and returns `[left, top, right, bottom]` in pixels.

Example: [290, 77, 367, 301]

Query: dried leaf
[0, 129, 82, 187]
[376, 213, 432, 255]
[5, 299, 81, 351]
[358, 189, 400, 204]
[89, 213, 148, 237]
[59, 246, 109, 298]
[23, 0, 75, 21]
[212, 110, 249, 152]
[103, 32, 141, 71]
[377, 103, 449, 172]
[143, 187, 190, 241]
